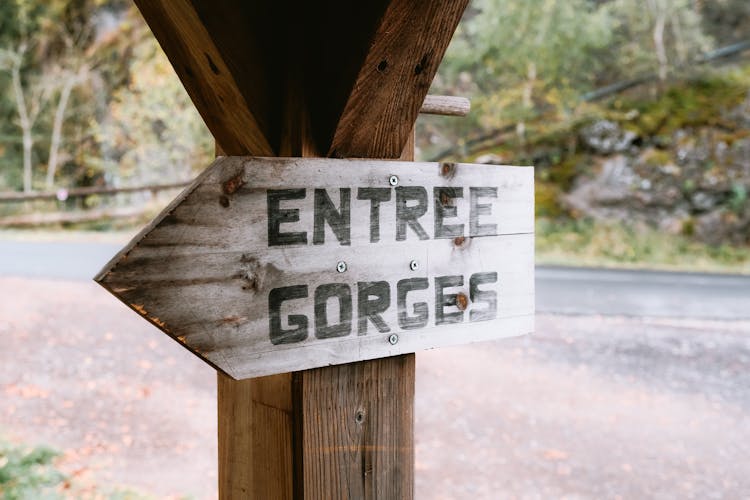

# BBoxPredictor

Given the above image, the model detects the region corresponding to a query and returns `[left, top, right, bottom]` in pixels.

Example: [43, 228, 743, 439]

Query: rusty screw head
[456, 292, 469, 311]
[389, 175, 399, 187]
[336, 261, 347, 273]
[409, 260, 419, 271]
[388, 334, 399, 345]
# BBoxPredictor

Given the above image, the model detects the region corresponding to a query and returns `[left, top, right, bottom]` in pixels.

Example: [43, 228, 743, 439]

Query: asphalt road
[1, 240, 749, 319]
[2, 277, 749, 498]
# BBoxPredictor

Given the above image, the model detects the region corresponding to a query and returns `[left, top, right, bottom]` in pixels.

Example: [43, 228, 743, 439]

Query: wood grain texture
[293, 355, 414, 499]
[421, 95, 471, 116]
[328, 0, 470, 158]
[134, 0, 468, 159]
[218, 371, 293, 499]
[133, 0, 274, 156]
[95, 157, 535, 380]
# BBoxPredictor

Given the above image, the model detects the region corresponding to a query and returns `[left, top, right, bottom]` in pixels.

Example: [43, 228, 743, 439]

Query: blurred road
[1, 240, 749, 319]
[0, 276, 748, 498]
[536, 265, 750, 320]
[2, 239, 750, 498]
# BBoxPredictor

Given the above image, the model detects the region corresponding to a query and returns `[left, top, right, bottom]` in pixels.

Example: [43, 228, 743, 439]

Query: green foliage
[0, 1, 211, 193]
[535, 182, 565, 218]
[441, 0, 613, 128]
[730, 183, 748, 213]
[91, 13, 212, 186]
[0, 441, 66, 499]
[626, 71, 749, 136]
[602, 0, 713, 80]
[0, 438, 173, 499]
[536, 218, 750, 273]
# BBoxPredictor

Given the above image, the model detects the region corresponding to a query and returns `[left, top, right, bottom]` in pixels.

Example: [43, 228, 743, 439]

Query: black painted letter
[357, 281, 391, 335]
[434, 187, 464, 239]
[268, 189, 307, 246]
[313, 188, 351, 246]
[397, 278, 429, 330]
[469, 187, 497, 237]
[396, 186, 429, 241]
[357, 188, 391, 243]
[470, 272, 498, 322]
[269, 285, 309, 345]
[435, 275, 464, 325]
[314, 283, 353, 339]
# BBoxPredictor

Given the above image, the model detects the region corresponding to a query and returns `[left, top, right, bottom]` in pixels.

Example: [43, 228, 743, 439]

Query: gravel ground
[1, 277, 749, 499]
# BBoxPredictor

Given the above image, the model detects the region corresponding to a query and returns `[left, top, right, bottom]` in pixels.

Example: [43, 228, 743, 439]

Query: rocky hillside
[473, 68, 750, 246]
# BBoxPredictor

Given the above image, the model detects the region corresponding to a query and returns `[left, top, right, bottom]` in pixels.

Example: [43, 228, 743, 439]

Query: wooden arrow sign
[96, 157, 534, 379]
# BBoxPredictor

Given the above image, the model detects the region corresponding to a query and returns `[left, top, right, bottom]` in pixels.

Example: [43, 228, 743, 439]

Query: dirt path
[1, 277, 749, 498]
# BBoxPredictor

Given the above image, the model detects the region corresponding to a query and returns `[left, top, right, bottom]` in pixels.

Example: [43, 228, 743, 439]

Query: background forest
[0, 0, 749, 269]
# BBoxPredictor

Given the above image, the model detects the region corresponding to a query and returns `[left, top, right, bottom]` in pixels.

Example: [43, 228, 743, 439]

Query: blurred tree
[699, 0, 750, 46]
[96, 13, 212, 187]
[0, 0, 58, 192]
[0, 0, 208, 194]
[438, 0, 613, 130]
[602, 0, 714, 83]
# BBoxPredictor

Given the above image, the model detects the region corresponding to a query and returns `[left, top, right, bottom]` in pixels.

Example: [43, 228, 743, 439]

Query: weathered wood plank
[328, 0, 470, 158]
[96, 157, 534, 379]
[218, 371, 293, 499]
[293, 355, 415, 499]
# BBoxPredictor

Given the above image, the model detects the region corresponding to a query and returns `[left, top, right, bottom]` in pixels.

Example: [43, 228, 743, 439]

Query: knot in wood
[354, 409, 366, 424]
[440, 162, 457, 179]
[222, 173, 246, 195]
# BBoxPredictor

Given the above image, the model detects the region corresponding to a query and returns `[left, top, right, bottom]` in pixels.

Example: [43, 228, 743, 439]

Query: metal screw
[409, 260, 419, 271]
[336, 261, 347, 273]
[388, 334, 399, 345]
[389, 175, 399, 187]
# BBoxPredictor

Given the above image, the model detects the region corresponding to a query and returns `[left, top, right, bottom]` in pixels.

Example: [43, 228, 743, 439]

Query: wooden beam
[217, 110, 417, 500]
[217, 28, 420, 495]
[133, 0, 275, 156]
[293, 356, 415, 499]
[328, 0, 470, 158]
[131, 1, 468, 497]
[420, 95, 471, 116]
[218, 372, 294, 499]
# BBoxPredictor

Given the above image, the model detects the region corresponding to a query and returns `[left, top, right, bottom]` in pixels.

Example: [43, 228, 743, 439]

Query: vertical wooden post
[217, 108, 416, 498]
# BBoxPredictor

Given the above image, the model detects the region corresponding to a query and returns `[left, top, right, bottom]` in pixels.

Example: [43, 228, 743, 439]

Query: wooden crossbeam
[134, 0, 275, 156]
[135, 0, 468, 160]
[327, 0, 470, 158]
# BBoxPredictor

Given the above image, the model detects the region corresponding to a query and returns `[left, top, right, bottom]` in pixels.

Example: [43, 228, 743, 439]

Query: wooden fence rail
[0, 181, 192, 203]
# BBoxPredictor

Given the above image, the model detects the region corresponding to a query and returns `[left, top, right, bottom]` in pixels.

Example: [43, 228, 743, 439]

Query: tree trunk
[46, 77, 76, 189]
[518, 61, 536, 148]
[21, 128, 33, 193]
[9, 49, 34, 192]
[652, 9, 669, 82]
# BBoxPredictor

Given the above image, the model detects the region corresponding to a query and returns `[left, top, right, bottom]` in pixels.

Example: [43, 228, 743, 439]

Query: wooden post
[217, 116, 416, 499]
[125, 1, 469, 498]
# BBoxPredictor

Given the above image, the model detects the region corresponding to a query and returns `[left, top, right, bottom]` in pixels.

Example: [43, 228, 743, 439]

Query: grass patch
[0, 441, 65, 499]
[0, 438, 173, 499]
[536, 217, 750, 274]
